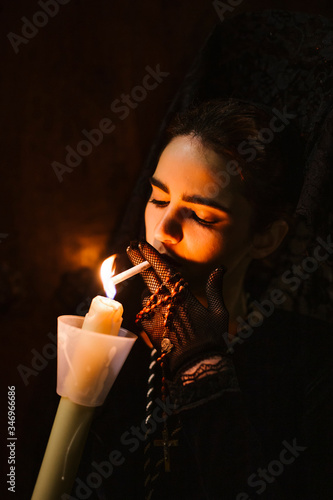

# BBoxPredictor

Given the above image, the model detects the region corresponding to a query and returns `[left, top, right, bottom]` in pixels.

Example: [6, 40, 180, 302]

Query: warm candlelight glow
[100, 255, 117, 298]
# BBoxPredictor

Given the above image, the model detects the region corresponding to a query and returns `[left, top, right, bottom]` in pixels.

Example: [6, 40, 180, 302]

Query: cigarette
[110, 261, 151, 286]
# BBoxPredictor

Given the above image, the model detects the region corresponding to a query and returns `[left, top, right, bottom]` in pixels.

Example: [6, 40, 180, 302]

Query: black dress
[74, 307, 333, 500]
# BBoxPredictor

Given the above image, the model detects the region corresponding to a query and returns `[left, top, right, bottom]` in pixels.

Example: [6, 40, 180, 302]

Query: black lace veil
[113, 10, 333, 324]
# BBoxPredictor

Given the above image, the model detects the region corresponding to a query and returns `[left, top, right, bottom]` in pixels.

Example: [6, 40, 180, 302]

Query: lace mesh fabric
[116, 10, 333, 323]
[178, 11, 333, 234]
[127, 242, 240, 497]
[128, 243, 230, 376]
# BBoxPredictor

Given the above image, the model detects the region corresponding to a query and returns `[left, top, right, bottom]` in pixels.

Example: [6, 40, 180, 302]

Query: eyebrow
[149, 176, 230, 213]
[150, 176, 169, 193]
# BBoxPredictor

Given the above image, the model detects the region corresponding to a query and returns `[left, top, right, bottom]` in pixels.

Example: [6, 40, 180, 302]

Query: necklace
[136, 275, 186, 498]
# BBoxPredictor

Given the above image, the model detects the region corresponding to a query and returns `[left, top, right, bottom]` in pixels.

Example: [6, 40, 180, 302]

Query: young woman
[77, 99, 333, 499]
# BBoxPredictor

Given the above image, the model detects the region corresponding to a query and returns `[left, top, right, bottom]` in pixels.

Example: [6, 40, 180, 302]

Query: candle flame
[100, 255, 117, 299]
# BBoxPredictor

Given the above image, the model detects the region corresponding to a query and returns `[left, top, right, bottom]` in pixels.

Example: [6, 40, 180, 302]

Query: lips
[161, 253, 182, 268]
[155, 248, 182, 268]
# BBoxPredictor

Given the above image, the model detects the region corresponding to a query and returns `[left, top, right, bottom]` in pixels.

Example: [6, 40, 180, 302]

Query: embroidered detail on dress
[169, 356, 240, 411]
[180, 357, 227, 384]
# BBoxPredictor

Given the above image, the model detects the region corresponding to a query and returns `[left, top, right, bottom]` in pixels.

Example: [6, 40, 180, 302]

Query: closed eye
[149, 199, 219, 227]
[192, 213, 219, 226]
[148, 199, 169, 207]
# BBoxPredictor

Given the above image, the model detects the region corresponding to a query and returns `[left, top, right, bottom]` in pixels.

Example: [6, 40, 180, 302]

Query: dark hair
[166, 99, 305, 233]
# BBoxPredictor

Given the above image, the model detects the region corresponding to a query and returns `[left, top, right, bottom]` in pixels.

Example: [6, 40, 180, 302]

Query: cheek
[185, 223, 248, 269]
[186, 227, 225, 263]
[144, 204, 155, 243]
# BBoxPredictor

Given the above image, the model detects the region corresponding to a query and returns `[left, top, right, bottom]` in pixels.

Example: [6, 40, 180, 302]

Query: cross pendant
[153, 427, 179, 472]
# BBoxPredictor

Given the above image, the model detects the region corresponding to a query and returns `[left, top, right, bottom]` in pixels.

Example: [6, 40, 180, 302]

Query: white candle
[62, 297, 123, 398]
[32, 259, 126, 500]
[32, 296, 124, 500]
[82, 295, 123, 335]
[32, 255, 148, 499]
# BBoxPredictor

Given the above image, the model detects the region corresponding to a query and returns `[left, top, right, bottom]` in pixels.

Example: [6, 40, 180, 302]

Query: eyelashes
[192, 213, 218, 226]
[148, 199, 218, 227]
[149, 199, 168, 207]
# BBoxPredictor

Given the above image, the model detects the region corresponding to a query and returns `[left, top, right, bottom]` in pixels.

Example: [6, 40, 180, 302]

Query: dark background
[1, 1, 332, 499]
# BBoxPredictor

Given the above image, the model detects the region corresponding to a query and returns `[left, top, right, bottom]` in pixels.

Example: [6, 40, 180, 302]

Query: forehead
[154, 135, 241, 196]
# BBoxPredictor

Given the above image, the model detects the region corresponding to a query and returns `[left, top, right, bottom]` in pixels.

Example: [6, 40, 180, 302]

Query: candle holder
[57, 315, 136, 406]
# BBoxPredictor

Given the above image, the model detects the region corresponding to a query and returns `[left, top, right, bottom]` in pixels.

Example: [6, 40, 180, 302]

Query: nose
[154, 207, 183, 245]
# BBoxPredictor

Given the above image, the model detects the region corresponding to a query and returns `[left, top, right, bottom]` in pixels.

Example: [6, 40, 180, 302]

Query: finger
[127, 241, 161, 293]
[126, 241, 144, 266]
[138, 241, 175, 284]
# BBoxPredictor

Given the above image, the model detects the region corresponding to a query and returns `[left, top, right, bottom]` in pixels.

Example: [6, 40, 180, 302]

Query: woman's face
[145, 135, 256, 297]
